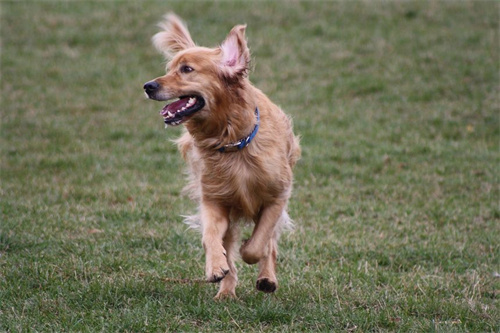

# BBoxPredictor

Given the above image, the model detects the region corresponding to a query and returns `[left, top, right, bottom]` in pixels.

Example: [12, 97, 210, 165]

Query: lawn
[1, 1, 499, 332]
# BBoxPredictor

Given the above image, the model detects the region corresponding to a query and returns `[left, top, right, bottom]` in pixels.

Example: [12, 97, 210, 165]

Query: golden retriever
[143, 13, 300, 299]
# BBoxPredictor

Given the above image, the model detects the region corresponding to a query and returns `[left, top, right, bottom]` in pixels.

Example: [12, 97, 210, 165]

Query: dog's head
[144, 13, 250, 127]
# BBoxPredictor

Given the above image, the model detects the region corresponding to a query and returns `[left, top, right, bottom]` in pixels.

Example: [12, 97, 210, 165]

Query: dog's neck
[185, 82, 259, 152]
[216, 107, 259, 152]
[186, 103, 258, 152]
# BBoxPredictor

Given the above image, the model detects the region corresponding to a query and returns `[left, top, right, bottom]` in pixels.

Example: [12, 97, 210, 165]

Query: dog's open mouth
[160, 95, 205, 126]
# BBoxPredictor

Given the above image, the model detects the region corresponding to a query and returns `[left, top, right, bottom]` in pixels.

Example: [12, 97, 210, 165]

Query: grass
[1, 1, 499, 331]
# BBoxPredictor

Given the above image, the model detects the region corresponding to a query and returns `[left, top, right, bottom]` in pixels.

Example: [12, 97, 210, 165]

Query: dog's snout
[143, 81, 160, 93]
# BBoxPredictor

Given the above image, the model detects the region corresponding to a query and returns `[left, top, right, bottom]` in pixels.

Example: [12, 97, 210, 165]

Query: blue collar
[218, 107, 260, 153]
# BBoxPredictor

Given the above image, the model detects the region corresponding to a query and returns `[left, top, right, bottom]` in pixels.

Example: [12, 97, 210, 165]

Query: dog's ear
[152, 13, 196, 58]
[220, 25, 250, 78]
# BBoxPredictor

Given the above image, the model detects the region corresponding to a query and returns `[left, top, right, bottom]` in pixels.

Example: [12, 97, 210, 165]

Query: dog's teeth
[168, 111, 174, 118]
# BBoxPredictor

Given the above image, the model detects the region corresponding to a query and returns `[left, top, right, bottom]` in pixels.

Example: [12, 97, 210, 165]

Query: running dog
[143, 13, 300, 298]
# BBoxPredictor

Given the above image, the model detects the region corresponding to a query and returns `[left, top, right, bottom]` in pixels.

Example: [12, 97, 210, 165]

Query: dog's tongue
[162, 97, 190, 116]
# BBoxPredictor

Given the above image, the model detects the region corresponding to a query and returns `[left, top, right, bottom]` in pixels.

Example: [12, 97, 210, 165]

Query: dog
[143, 13, 300, 298]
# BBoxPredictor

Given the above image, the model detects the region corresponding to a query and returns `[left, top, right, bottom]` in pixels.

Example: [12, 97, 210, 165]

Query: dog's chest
[203, 155, 279, 215]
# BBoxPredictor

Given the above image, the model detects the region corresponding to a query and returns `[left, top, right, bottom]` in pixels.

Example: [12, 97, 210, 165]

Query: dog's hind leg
[215, 224, 239, 299]
[201, 201, 230, 283]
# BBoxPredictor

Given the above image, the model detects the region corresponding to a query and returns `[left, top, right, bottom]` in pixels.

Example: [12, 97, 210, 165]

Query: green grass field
[1, 1, 499, 331]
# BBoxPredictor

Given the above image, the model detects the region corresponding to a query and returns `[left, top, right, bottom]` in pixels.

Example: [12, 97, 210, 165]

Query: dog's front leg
[201, 200, 230, 283]
[240, 199, 286, 265]
[256, 236, 278, 293]
[215, 224, 239, 299]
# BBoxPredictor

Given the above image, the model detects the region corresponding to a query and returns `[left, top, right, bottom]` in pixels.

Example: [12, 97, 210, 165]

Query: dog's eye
[180, 65, 194, 74]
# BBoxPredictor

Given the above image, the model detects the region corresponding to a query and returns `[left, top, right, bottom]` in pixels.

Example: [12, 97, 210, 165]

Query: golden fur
[144, 13, 300, 298]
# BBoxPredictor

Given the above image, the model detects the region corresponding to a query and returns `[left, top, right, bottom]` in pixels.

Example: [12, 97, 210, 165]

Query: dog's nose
[143, 81, 160, 93]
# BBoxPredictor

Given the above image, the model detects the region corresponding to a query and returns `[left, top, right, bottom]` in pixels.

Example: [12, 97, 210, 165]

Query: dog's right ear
[152, 13, 196, 58]
[219, 25, 250, 79]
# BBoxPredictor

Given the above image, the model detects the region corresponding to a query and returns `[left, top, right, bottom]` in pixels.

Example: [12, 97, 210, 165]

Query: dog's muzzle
[143, 81, 160, 99]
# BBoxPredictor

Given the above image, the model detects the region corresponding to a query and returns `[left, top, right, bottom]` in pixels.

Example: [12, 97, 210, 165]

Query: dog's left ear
[220, 25, 250, 78]
[152, 13, 196, 58]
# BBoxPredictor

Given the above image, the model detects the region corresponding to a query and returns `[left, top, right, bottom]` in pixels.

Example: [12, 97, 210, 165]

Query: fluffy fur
[144, 13, 300, 298]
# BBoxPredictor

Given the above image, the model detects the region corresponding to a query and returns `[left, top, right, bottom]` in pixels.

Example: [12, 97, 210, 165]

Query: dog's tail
[182, 214, 201, 231]
[275, 210, 294, 239]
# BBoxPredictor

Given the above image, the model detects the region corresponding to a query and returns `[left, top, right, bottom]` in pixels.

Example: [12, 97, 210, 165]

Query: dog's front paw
[206, 266, 229, 282]
[205, 247, 230, 282]
[206, 253, 229, 282]
[256, 277, 277, 293]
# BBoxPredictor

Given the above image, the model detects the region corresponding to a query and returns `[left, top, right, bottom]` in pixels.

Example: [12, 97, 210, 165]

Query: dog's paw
[214, 289, 237, 300]
[206, 266, 229, 283]
[256, 278, 277, 293]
